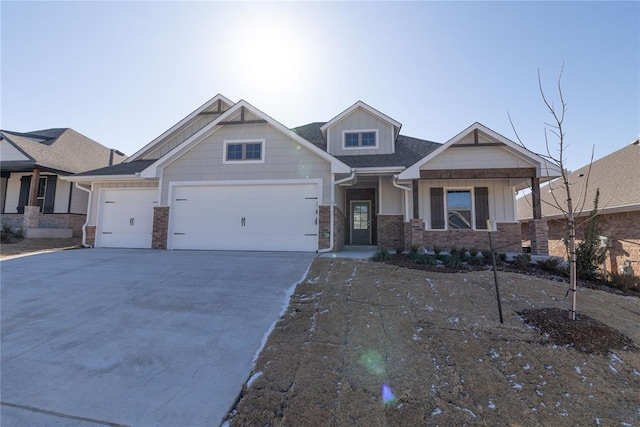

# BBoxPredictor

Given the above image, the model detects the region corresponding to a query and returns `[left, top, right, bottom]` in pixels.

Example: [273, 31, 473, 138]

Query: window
[223, 139, 265, 163]
[447, 190, 472, 229]
[36, 177, 47, 212]
[429, 187, 489, 230]
[343, 130, 377, 148]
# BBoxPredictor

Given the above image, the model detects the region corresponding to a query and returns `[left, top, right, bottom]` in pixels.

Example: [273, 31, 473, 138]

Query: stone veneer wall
[377, 215, 404, 250]
[333, 207, 346, 252]
[152, 206, 170, 249]
[527, 211, 640, 275]
[1, 213, 86, 237]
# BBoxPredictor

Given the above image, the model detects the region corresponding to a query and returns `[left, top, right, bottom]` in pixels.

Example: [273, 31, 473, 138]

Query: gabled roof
[0, 128, 125, 174]
[319, 101, 402, 141]
[398, 122, 562, 180]
[292, 123, 440, 168]
[517, 139, 640, 220]
[127, 94, 234, 162]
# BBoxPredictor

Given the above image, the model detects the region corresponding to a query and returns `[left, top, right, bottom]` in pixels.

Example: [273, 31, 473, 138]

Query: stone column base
[530, 219, 549, 255]
[23, 206, 41, 229]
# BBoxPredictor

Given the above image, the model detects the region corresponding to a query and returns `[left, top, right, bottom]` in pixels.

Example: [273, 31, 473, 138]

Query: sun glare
[229, 10, 313, 93]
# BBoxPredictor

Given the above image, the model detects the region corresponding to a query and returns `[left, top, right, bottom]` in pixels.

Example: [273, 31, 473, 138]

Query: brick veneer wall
[152, 206, 169, 249]
[377, 215, 404, 250]
[531, 211, 640, 275]
[86, 225, 96, 247]
[318, 206, 346, 252]
[420, 222, 522, 253]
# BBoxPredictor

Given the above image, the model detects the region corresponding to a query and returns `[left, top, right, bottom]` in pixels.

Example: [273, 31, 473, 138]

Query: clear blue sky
[2, 1, 638, 171]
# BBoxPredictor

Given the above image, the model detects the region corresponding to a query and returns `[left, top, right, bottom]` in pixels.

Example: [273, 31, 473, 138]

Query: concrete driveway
[1, 249, 316, 426]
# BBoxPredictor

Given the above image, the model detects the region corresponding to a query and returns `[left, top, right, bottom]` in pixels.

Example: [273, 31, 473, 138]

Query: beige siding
[419, 179, 516, 228]
[423, 146, 534, 170]
[69, 183, 89, 214]
[87, 181, 159, 225]
[161, 123, 332, 204]
[327, 109, 394, 156]
[0, 140, 29, 161]
[142, 114, 221, 160]
[379, 176, 403, 215]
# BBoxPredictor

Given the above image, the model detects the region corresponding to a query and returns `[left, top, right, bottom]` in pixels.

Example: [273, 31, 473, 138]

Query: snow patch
[512, 383, 523, 390]
[610, 353, 624, 364]
[574, 366, 582, 374]
[488, 401, 496, 410]
[609, 365, 618, 374]
[431, 407, 442, 416]
[247, 371, 263, 387]
[523, 363, 531, 370]
[448, 317, 459, 326]
[490, 350, 500, 359]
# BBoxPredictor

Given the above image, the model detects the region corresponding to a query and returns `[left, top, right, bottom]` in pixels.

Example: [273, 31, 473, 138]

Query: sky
[2, 1, 638, 172]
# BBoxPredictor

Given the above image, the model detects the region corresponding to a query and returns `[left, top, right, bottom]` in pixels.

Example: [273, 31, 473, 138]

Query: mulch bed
[520, 308, 638, 354]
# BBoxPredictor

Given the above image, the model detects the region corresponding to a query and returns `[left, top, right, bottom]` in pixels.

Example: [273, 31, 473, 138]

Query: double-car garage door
[96, 183, 319, 252]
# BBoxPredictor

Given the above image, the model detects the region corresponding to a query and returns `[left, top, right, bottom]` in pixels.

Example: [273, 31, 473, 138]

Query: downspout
[75, 183, 93, 248]
[317, 169, 356, 254]
[392, 174, 412, 222]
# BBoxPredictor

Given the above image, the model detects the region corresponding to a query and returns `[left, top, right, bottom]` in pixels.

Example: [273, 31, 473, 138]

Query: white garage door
[169, 183, 318, 251]
[96, 188, 157, 248]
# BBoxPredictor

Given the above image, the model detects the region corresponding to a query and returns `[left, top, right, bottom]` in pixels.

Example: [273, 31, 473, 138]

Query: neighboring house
[518, 139, 640, 275]
[0, 128, 126, 237]
[65, 94, 561, 252]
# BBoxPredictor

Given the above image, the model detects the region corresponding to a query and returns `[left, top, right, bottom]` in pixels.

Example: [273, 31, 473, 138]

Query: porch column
[23, 168, 41, 229]
[412, 180, 419, 219]
[529, 177, 549, 255]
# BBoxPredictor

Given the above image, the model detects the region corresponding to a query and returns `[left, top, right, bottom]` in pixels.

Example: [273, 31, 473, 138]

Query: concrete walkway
[1, 249, 316, 427]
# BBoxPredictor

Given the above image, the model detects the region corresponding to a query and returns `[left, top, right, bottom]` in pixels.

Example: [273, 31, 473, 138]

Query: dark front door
[351, 201, 371, 245]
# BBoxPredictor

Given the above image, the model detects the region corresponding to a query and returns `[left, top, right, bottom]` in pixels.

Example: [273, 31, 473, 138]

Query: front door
[351, 201, 371, 245]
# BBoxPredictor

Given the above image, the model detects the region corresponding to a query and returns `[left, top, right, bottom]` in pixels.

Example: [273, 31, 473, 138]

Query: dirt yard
[226, 257, 640, 426]
[0, 237, 82, 259]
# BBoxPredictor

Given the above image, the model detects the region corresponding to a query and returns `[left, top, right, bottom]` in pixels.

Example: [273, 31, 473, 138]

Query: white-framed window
[342, 129, 378, 149]
[429, 186, 489, 230]
[223, 139, 265, 164]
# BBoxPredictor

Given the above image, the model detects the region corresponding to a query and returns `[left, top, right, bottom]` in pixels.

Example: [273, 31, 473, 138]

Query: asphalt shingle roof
[517, 140, 640, 219]
[0, 128, 125, 174]
[73, 159, 157, 176]
[292, 122, 441, 168]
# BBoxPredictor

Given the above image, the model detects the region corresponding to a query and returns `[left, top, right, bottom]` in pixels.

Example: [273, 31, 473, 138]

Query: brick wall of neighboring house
[377, 215, 404, 250]
[86, 225, 96, 246]
[152, 206, 170, 249]
[421, 222, 522, 253]
[0, 213, 86, 237]
[318, 206, 346, 252]
[525, 210, 640, 275]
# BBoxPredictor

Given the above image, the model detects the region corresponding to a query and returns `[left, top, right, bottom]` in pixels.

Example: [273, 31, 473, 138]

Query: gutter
[317, 169, 356, 254]
[75, 183, 93, 248]
[392, 174, 413, 222]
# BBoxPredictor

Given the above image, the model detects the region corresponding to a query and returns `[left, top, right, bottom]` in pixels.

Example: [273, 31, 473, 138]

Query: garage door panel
[169, 183, 318, 251]
[96, 189, 157, 249]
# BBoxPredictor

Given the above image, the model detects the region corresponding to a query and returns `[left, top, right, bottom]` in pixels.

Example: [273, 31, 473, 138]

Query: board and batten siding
[160, 123, 332, 205]
[86, 181, 159, 225]
[423, 145, 534, 170]
[419, 179, 517, 228]
[379, 176, 404, 215]
[327, 109, 394, 156]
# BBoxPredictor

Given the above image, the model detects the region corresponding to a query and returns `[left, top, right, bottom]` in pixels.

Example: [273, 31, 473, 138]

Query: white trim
[127, 94, 234, 162]
[320, 101, 401, 133]
[398, 122, 563, 180]
[342, 129, 379, 150]
[62, 175, 154, 183]
[222, 139, 266, 164]
[444, 187, 475, 230]
[138, 100, 350, 179]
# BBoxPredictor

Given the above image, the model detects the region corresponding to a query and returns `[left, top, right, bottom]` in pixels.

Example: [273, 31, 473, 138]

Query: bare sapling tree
[510, 64, 595, 320]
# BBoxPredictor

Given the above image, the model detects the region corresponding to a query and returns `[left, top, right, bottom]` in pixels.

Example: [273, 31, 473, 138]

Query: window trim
[223, 139, 265, 164]
[342, 129, 379, 150]
[444, 187, 476, 230]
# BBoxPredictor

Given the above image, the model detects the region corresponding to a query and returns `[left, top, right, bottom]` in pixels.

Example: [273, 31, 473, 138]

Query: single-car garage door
[169, 183, 318, 251]
[96, 188, 157, 248]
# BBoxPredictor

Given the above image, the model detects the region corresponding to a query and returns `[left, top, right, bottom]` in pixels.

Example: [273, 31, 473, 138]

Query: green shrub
[410, 245, 419, 254]
[608, 273, 639, 293]
[444, 254, 463, 270]
[499, 252, 507, 262]
[576, 189, 608, 280]
[372, 247, 390, 262]
[537, 257, 561, 273]
[469, 247, 479, 258]
[433, 245, 441, 256]
[514, 253, 532, 268]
